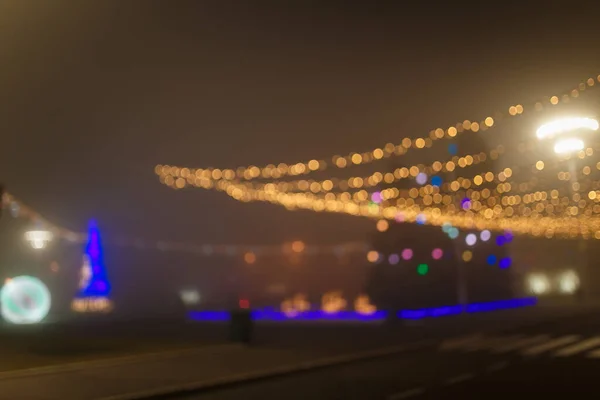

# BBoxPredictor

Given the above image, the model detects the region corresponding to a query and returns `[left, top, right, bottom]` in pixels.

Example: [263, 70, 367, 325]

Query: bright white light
[528, 274, 550, 295]
[558, 270, 580, 294]
[465, 233, 477, 246]
[553, 138, 584, 155]
[179, 289, 201, 305]
[1, 276, 51, 324]
[24, 230, 53, 250]
[480, 230, 491, 242]
[536, 117, 599, 140]
[416, 172, 428, 185]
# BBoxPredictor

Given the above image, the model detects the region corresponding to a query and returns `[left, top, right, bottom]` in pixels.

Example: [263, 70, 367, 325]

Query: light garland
[171, 176, 600, 240]
[156, 74, 600, 183]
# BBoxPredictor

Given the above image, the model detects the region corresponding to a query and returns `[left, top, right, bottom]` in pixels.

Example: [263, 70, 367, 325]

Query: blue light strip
[187, 297, 537, 322]
[398, 297, 537, 320]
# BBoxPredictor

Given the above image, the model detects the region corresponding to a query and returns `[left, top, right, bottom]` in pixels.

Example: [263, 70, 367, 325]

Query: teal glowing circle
[1, 276, 51, 324]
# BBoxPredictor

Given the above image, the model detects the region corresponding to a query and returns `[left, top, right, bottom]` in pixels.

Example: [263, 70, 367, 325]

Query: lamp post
[536, 116, 599, 301]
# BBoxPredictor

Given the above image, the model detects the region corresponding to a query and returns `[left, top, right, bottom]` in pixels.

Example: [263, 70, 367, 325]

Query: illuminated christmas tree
[71, 220, 113, 313]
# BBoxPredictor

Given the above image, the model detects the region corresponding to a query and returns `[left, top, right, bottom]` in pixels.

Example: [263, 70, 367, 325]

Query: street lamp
[24, 230, 53, 250]
[536, 116, 599, 155]
[535, 116, 598, 301]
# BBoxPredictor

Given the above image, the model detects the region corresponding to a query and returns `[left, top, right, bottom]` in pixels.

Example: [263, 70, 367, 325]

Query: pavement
[171, 306, 600, 399]
[0, 304, 595, 399]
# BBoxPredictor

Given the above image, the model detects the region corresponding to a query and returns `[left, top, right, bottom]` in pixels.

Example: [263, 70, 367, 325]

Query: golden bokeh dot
[535, 160, 544, 170]
[367, 250, 380, 263]
[376, 219, 389, 232]
[484, 117, 494, 127]
[550, 96, 559, 105]
[291, 240, 306, 253]
[462, 250, 473, 262]
[244, 252, 256, 264]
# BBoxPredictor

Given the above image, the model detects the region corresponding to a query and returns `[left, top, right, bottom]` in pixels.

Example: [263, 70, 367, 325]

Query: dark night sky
[1, 0, 599, 245]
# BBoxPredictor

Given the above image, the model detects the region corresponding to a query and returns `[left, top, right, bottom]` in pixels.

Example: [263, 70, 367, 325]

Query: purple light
[371, 192, 382, 204]
[432, 248, 443, 260]
[401, 248, 413, 260]
[388, 254, 400, 265]
[416, 172, 427, 185]
[461, 197, 472, 210]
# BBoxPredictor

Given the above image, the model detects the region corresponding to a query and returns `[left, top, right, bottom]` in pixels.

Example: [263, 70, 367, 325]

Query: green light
[417, 263, 429, 275]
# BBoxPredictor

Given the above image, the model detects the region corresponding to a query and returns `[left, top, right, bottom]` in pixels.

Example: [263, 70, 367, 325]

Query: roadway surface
[171, 309, 600, 400]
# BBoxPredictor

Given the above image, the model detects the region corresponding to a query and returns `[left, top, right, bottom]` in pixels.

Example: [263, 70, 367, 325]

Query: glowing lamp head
[24, 230, 53, 250]
[553, 138, 584, 155]
[536, 117, 599, 140]
[558, 270, 580, 294]
[527, 274, 550, 295]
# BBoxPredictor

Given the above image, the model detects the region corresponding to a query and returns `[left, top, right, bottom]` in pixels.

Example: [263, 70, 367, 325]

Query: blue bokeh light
[431, 176, 442, 187]
[496, 235, 506, 246]
[448, 143, 458, 155]
[486, 254, 497, 265]
[499, 257, 512, 269]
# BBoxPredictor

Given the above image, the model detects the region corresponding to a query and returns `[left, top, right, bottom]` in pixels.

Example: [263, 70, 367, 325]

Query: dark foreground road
[171, 309, 600, 400]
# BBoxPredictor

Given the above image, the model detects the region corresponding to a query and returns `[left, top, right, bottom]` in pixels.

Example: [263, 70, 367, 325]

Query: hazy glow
[553, 138, 584, 154]
[180, 289, 201, 305]
[388, 253, 400, 265]
[558, 270, 580, 294]
[431, 248, 443, 260]
[528, 274, 550, 295]
[322, 291, 346, 314]
[354, 295, 377, 316]
[480, 230, 491, 242]
[536, 117, 598, 139]
[416, 172, 427, 185]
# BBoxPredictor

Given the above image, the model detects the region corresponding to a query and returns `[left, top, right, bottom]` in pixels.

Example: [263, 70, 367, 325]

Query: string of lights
[174, 175, 600, 240]
[156, 74, 600, 183]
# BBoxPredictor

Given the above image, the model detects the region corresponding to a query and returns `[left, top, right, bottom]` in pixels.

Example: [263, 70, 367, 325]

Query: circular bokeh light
[401, 248, 413, 260]
[499, 257, 512, 269]
[388, 254, 400, 265]
[416, 173, 428, 185]
[462, 250, 473, 262]
[1, 276, 51, 324]
[448, 143, 458, 155]
[442, 222, 452, 233]
[431, 176, 442, 187]
[465, 233, 477, 246]
[395, 212, 405, 223]
[376, 220, 389, 232]
[480, 230, 491, 242]
[486, 254, 497, 265]
[417, 264, 429, 275]
[432, 248, 443, 260]
[371, 192, 382, 204]
[416, 214, 426, 225]
[448, 227, 459, 239]
[367, 251, 380, 263]
[496, 236, 506, 246]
